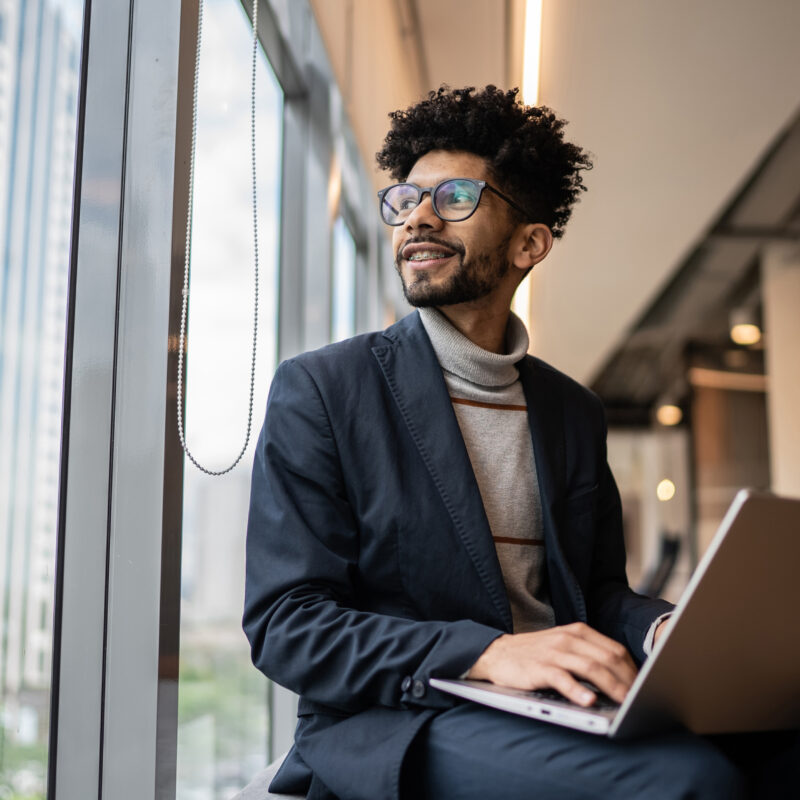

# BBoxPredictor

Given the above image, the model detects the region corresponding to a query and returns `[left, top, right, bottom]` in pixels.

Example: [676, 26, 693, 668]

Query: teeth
[408, 251, 450, 261]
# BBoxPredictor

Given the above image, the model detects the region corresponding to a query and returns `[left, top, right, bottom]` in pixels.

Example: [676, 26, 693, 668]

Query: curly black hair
[376, 86, 592, 238]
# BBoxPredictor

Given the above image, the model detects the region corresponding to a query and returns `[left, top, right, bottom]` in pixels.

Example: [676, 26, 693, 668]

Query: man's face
[392, 150, 518, 308]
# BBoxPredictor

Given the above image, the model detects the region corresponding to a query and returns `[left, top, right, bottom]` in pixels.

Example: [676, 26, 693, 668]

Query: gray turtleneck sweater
[419, 307, 556, 634]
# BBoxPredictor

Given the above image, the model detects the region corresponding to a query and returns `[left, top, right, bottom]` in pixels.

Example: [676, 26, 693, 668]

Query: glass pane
[0, 1, 83, 797]
[175, 0, 282, 798]
[331, 216, 356, 342]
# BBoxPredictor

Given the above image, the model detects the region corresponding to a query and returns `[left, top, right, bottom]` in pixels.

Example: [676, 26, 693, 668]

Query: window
[0, 1, 83, 797]
[175, 1, 283, 797]
[29, 0, 397, 794]
[331, 215, 357, 342]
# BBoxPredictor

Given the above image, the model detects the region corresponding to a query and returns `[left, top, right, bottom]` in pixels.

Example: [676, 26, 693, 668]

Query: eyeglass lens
[381, 179, 482, 225]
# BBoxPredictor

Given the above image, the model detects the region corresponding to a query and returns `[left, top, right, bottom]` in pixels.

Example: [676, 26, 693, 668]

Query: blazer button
[411, 680, 426, 699]
[401, 676, 412, 693]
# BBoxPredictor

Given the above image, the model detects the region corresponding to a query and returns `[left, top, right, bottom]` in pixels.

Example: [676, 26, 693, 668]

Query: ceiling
[592, 109, 800, 423]
[310, 0, 800, 389]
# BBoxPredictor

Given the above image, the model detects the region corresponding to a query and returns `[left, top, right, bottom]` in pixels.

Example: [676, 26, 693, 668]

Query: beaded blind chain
[177, 0, 260, 476]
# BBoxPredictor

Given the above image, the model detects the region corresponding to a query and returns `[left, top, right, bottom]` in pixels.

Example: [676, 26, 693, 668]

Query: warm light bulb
[730, 323, 761, 346]
[656, 479, 676, 502]
[656, 404, 682, 426]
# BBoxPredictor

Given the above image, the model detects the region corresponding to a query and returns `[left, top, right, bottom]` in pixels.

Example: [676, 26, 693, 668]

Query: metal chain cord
[177, 0, 260, 476]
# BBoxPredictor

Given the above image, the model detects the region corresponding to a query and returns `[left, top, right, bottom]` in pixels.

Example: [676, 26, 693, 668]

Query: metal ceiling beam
[710, 225, 800, 242]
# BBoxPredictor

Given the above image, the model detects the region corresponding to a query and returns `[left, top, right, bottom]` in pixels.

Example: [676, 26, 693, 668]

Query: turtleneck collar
[418, 307, 530, 388]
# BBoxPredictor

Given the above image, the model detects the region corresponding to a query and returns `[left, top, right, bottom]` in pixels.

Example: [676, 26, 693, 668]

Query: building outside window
[0, 1, 83, 797]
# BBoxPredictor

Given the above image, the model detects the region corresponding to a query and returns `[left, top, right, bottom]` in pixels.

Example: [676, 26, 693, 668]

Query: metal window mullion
[52, 0, 134, 797]
[276, 94, 309, 362]
[52, 0, 182, 798]
[99, 0, 182, 798]
[301, 72, 333, 352]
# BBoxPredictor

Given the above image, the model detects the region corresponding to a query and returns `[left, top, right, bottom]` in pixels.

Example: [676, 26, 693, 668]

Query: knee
[656, 742, 747, 800]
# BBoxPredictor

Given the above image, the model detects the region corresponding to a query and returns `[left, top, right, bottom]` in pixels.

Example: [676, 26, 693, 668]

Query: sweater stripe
[493, 536, 545, 546]
[451, 397, 527, 412]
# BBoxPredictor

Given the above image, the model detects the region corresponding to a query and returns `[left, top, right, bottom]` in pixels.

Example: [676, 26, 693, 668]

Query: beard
[396, 234, 512, 308]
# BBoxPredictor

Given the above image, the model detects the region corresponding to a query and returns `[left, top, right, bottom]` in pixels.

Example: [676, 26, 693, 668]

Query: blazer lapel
[371, 312, 513, 631]
[518, 358, 587, 623]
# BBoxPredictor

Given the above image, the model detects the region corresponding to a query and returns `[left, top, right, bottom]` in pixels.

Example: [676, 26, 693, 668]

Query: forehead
[405, 150, 492, 184]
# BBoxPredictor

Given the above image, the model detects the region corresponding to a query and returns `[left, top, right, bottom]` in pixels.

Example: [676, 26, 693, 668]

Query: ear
[510, 223, 553, 271]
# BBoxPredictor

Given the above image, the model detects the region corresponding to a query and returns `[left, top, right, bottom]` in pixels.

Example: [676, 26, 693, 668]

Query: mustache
[398, 235, 465, 260]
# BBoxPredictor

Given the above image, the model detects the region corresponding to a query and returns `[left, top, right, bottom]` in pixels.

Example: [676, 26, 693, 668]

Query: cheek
[392, 231, 404, 259]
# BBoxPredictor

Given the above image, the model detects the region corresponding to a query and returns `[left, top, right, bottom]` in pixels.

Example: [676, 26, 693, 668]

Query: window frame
[50, 0, 184, 796]
[51, 1, 397, 797]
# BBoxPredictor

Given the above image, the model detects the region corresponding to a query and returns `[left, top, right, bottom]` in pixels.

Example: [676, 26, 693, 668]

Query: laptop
[430, 490, 800, 738]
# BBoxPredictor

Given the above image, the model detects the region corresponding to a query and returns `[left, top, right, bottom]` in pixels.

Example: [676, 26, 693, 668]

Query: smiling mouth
[406, 250, 453, 263]
[400, 241, 460, 268]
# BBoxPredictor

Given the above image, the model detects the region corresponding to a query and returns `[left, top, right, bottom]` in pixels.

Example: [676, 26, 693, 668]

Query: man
[243, 87, 750, 799]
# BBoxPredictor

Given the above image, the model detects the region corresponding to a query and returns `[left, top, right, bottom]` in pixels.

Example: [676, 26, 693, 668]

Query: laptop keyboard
[518, 687, 620, 712]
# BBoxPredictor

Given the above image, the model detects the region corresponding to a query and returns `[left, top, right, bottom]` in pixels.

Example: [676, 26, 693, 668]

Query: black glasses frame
[377, 178, 528, 226]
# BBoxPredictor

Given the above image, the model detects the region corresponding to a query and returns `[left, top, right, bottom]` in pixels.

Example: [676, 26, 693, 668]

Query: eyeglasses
[377, 178, 528, 226]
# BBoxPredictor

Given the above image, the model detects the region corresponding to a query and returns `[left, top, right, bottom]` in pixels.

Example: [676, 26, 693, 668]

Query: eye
[386, 185, 419, 215]
[437, 180, 479, 211]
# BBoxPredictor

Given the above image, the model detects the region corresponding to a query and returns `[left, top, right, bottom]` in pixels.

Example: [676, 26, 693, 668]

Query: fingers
[563, 622, 636, 665]
[555, 652, 630, 704]
[471, 623, 639, 705]
[560, 625, 636, 702]
[545, 667, 598, 707]
[545, 624, 634, 671]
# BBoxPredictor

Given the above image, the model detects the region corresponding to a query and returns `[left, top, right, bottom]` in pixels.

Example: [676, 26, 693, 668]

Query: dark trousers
[403, 704, 799, 799]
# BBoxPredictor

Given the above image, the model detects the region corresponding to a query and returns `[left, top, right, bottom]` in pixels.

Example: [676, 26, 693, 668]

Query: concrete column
[762, 243, 800, 497]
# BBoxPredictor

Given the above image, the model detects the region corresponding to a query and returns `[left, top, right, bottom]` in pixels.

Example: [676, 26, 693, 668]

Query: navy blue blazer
[243, 311, 672, 800]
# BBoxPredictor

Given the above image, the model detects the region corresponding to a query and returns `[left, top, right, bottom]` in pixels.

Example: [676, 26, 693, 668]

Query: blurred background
[1, 1, 798, 798]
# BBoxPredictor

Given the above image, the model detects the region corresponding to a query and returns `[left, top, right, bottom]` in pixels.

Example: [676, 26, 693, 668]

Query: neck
[435, 302, 511, 354]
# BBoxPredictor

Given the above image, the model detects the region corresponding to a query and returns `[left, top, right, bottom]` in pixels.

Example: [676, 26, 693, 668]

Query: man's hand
[466, 623, 637, 707]
[653, 617, 670, 647]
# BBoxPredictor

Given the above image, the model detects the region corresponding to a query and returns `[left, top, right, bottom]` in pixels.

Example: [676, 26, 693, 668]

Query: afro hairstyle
[375, 85, 593, 238]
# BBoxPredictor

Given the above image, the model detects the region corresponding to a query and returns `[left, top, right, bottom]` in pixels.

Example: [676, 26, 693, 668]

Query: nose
[402, 190, 442, 232]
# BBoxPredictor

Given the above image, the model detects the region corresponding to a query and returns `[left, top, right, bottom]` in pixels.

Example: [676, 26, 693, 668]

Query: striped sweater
[419, 307, 555, 634]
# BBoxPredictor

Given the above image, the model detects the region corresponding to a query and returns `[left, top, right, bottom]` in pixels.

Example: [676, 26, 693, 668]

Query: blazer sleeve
[243, 358, 503, 713]
[585, 400, 674, 663]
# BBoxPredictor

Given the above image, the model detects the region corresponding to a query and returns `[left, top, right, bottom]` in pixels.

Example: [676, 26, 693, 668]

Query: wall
[533, 0, 800, 383]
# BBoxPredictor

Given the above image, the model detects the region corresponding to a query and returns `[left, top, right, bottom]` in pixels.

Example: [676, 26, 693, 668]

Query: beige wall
[532, 0, 800, 383]
[310, 0, 520, 188]
[309, 0, 423, 186]
[763, 244, 800, 497]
